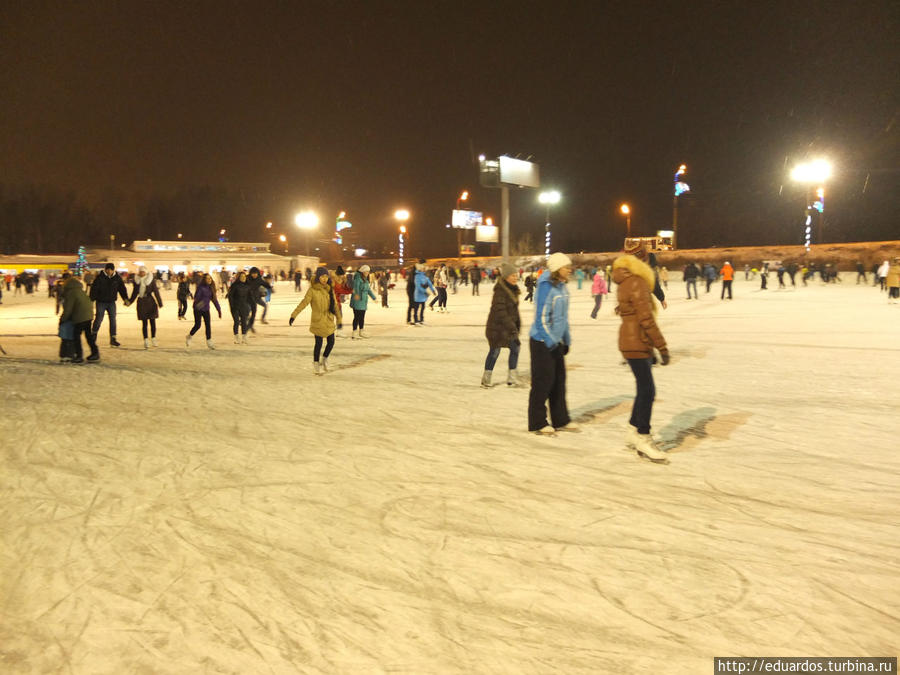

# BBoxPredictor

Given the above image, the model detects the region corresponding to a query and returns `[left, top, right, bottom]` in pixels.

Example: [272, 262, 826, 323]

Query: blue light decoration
[674, 165, 691, 197]
[813, 187, 825, 213]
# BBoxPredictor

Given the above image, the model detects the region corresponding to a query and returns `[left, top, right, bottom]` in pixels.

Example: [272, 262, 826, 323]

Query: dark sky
[2, 1, 898, 255]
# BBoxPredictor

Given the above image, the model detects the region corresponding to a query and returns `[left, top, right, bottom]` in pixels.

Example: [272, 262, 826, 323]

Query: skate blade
[636, 450, 669, 464]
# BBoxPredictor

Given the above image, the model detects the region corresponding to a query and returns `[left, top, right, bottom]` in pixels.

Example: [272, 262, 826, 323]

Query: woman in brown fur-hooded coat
[612, 243, 670, 456]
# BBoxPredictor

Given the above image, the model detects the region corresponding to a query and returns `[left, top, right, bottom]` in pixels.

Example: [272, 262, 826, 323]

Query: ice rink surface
[1, 273, 898, 673]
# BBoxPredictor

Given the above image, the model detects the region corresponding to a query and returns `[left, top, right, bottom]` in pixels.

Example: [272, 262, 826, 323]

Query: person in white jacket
[429, 263, 450, 312]
[877, 260, 890, 292]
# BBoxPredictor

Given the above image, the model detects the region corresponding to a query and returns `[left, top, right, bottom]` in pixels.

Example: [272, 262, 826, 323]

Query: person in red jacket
[720, 261, 734, 300]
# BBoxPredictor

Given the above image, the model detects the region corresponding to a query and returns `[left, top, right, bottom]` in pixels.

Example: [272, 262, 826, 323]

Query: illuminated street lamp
[278, 233, 288, 253]
[294, 210, 319, 256]
[395, 209, 410, 265]
[620, 203, 631, 240]
[672, 164, 689, 250]
[791, 159, 832, 251]
[538, 190, 561, 257]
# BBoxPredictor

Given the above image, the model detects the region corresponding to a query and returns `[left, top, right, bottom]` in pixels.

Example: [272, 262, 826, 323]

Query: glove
[561, 344, 570, 355]
[217, 311, 222, 319]
[660, 350, 670, 366]
[289, 316, 295, 326]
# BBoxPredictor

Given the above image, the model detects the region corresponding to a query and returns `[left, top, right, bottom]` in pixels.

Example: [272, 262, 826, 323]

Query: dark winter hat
[314, 266, 328, 279]
[499, 262, 517, 278]
[249, 266, 260, 275]
[104, 262, 115, 271]
[336, 265, 344, 275]
[624, 240, 647, 260]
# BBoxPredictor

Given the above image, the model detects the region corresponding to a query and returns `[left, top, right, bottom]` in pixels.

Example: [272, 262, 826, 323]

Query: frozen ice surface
[1, 275, 898, 673]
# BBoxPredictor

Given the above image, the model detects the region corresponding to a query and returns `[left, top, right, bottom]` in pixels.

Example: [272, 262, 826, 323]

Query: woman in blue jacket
[350, 265, 377, 338]
[413, 263, 436, 325]
[528, 252, 577, 434]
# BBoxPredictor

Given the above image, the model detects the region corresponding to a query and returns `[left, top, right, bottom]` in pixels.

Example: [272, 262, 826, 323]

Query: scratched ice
[1, 274, 898, 673]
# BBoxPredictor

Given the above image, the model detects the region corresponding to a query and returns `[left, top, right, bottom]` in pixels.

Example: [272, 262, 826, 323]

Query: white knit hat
[359, 264, 370, 274]
[547, 252, 572, 273]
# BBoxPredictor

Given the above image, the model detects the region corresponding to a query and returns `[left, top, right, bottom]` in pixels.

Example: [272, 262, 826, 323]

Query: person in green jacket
[289, 266, 341, 375]
[349, 264, 377, 339]
[59, 276, 99, 363]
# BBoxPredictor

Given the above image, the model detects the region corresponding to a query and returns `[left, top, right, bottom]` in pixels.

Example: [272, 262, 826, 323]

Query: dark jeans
[685, 279, 698, 298]
[590, 294, 604, 318]
[627, 357, 655, 434]
[721, 280, 733, 299]
[485, 339, 520, 371]
[430, 287, 448, 308]
[352, 308, 366, 330]
[189, 309, 211, 339]
[314, 334, 335, 361]
[257, 298, 268, 321]
[472, 283, 480, 296]
[406, 293, 416, 323]
[92, 301, 117, 337]
[528, 339, 570, 431]
[177, 297, 188, 317]
[231, 305, 250, 334]
[249, 299, 258, 329]
[141, 318, 157, 338]
[73, 320, 98, 359]
[415, 301, 425, 322]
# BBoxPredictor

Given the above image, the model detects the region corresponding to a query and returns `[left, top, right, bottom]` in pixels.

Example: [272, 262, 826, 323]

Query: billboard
[476, 225, 499, 243]
[459, 244, 476, 256]
[451, 209, 482, 229]
[498, 156, 540, 188]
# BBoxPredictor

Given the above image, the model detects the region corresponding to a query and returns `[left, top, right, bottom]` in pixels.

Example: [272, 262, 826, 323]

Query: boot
[151, 337, 158, 347]
[480, 370, 492, 388]
[313, 361, 322, 375]
[352, 329, 360, 339]
[185, 334, 192, 348]
[626, 427, 668, 463]
[359, 330, 370, 339]
[241, 333, 249, 345]
[144, 338, 150, 350]
[321, 357, 329, 372]
[206, 339, 215, 350]
[110, 336, 120, 347]
[86, 351, 100, 362]
[507, 369, 522, 387]
[234, 333, 241, 344]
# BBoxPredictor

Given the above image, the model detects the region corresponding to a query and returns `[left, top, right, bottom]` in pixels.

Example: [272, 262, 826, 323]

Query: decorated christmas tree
[75, 246, 88, 277]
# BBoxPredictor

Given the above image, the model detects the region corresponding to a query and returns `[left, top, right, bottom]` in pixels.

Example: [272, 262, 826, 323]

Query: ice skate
[234, 334, 241, 344]
[481, 370, 492, 388]
[241, 334, 249, 345]
[321, 357, 329, 372]
[313, 361, 322, 375]
[359, 330, 371, 338]
[151, 337, 158, 347]
[352, 329, 360, 339]
[554, 421, 581, 433]
[506, 369, 522, 387]
[144, 338, 150, 349]
[206, 339, 215, 350]
[185, 334, 192, 348]
[533, 426, 556, 437]
[626, 427, 669, 463]
[86, 352, 100, 362]
[110, 337, 120, 347]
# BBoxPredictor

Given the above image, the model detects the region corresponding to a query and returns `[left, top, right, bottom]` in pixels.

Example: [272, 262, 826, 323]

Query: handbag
[58, 321, 74, 340]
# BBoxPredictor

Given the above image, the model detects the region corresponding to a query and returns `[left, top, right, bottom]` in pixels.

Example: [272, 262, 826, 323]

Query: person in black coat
[405, 262, 418, 325]
[481, 262, 522, 388]
[127, 266, 164, 348]
[227, 271, 254, 344]
[89, 263, 129, 346]
[176, 272, 193, 319]
[683, 262, 700, 299]
[245, 267, 272, 333]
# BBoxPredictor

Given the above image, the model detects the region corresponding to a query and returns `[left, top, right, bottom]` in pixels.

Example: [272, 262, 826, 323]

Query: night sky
[1, 1, 898, 256]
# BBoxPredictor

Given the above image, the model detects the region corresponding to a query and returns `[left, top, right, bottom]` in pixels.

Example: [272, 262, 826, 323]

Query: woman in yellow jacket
[289, 266, 342, 374]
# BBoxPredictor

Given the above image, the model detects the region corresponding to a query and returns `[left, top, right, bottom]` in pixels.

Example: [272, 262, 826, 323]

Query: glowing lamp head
[279, 234, 286, 242]
[266, 222, 272, 229]
[399, 225, 407, 234]
[338, 211, 346, 219]
[485, 217, 493, 226]
[620, 204, 630, 215]
[791, 159, 832, 183]
[539, 190, 561, 205]
[394, 209, 410, 222]
[460, 190, 469, 201]
[294, 211, 319, 229]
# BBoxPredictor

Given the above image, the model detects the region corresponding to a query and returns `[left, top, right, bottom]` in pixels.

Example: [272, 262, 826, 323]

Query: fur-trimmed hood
[612, 254, 655, 289]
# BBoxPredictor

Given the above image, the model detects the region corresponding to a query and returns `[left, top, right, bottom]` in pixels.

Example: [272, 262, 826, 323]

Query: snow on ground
[1, 274, 898, 673]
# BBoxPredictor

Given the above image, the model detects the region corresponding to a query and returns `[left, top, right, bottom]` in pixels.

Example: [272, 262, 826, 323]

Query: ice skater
[720, 261, 734, 299]
[684, 262, 699, 299]
[886, 258, 899, 302]
[429, 263, 449, 312]
[289, 266, 341, 374]
[612, 242, 670, 462]
[527, 252, 576, 435]
[128, 266, 163, 349]
[245, 267, 272, 333]
[226, 270, 253, 344]
[176, 272, 192, 320]
[590, 269, 608, 318]
[413, 263, 436, 325]
[59, 276, 99, 363]
[350, 264, 377, 338]
[186, 273, 222, 349]
[481, 262, 522, 388]
[89, 262, 129, 347]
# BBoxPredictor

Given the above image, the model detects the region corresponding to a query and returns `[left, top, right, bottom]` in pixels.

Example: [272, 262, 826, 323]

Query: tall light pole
[673, 164, 690, 250]
[278, 233, 288, 254]
[294, 211, 319, 257]
[790, 159, 832, 251]
[455, 190, 468, 256]
[538, 191, 561, 258]
[620, 203, 631, 240]
[395, 209, 410, 265]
